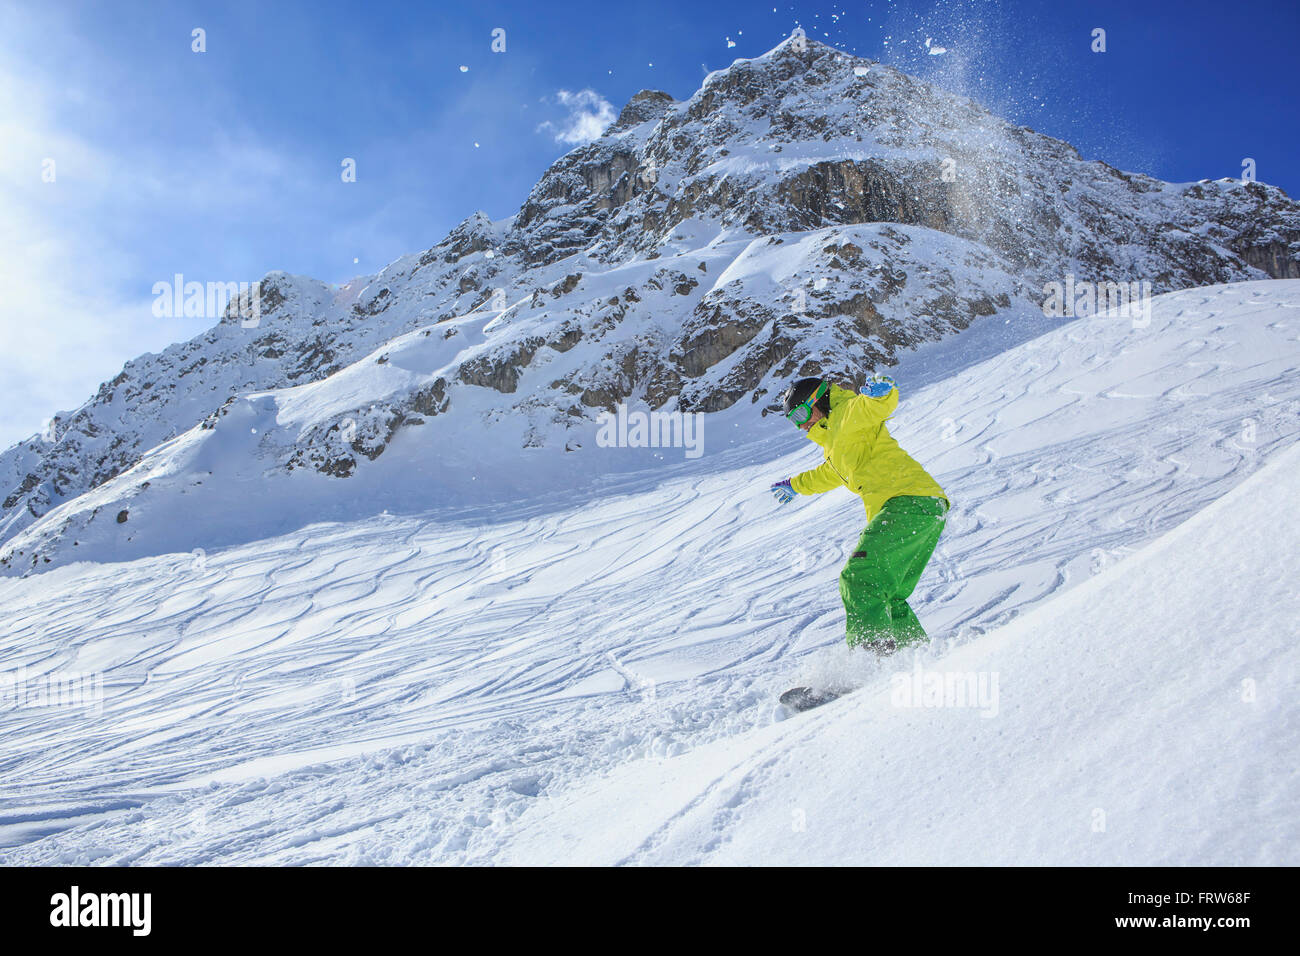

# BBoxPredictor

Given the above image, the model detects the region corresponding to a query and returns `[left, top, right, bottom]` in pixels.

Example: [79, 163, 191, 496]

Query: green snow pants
[840, 495, 948, 650]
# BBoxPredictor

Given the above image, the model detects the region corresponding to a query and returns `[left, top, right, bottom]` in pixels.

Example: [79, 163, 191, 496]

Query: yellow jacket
[790, 383, 948, 522]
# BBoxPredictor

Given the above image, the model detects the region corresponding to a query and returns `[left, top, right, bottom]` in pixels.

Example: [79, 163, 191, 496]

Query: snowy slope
[0, 281, 1297, 864]
[499, 435, 1300, 866]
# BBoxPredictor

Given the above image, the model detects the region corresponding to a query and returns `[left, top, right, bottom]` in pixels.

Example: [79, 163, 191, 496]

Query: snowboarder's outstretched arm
[789, 459, 842, 494]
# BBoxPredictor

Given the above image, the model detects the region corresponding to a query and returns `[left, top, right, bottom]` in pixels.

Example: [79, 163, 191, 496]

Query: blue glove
[861, 374, 896, 398]
[770, 479, 796, 504]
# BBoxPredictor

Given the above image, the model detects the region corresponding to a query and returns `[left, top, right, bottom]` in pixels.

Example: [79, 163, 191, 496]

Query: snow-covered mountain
[1, 280, 1296, 863]
[3, 37, 1299, 573]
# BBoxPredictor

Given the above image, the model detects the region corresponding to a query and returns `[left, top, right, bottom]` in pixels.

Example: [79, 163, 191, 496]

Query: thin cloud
[0, 35, 300, 449]
[537, 89, 616, 145]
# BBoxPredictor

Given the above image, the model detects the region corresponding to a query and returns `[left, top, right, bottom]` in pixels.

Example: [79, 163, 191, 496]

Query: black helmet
[780, 377, 830, 422]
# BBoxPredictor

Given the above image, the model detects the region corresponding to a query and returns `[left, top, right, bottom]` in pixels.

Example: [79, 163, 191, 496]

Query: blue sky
[2, 0, 1297, 449]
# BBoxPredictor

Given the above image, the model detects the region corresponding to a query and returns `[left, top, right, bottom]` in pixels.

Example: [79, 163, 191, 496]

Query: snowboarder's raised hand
[861, 374, 897, 398]
[770, 478, 796, 504]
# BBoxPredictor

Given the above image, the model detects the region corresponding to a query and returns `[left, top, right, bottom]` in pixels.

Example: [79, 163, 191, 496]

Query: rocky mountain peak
[611, 89, 677, 132]
[3, 37, 1299, 573]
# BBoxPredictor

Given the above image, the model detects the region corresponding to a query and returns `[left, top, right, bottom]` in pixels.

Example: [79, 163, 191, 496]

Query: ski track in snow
[1, 281, 1298, 864]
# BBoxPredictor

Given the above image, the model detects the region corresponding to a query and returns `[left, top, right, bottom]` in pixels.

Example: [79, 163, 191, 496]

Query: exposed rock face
[774, 160, 955, 234]
[580, 44, 1299, 287]
[610, 90, 676, 131]
[458, 338, 546, 393]
[3, 37, 1299, 562]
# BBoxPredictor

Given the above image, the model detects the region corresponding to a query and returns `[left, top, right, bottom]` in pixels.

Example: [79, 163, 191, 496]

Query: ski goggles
[785, 380, 828, 425]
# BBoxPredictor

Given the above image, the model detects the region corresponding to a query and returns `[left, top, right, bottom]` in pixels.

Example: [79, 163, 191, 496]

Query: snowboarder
[770, 375, 950, 655]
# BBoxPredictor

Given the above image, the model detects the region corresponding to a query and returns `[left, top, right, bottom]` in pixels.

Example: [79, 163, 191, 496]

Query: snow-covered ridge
[0, 280, 1296, 862]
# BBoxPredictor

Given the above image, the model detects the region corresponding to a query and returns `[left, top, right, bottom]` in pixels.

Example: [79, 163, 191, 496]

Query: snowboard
[779, 686, 842, 712]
